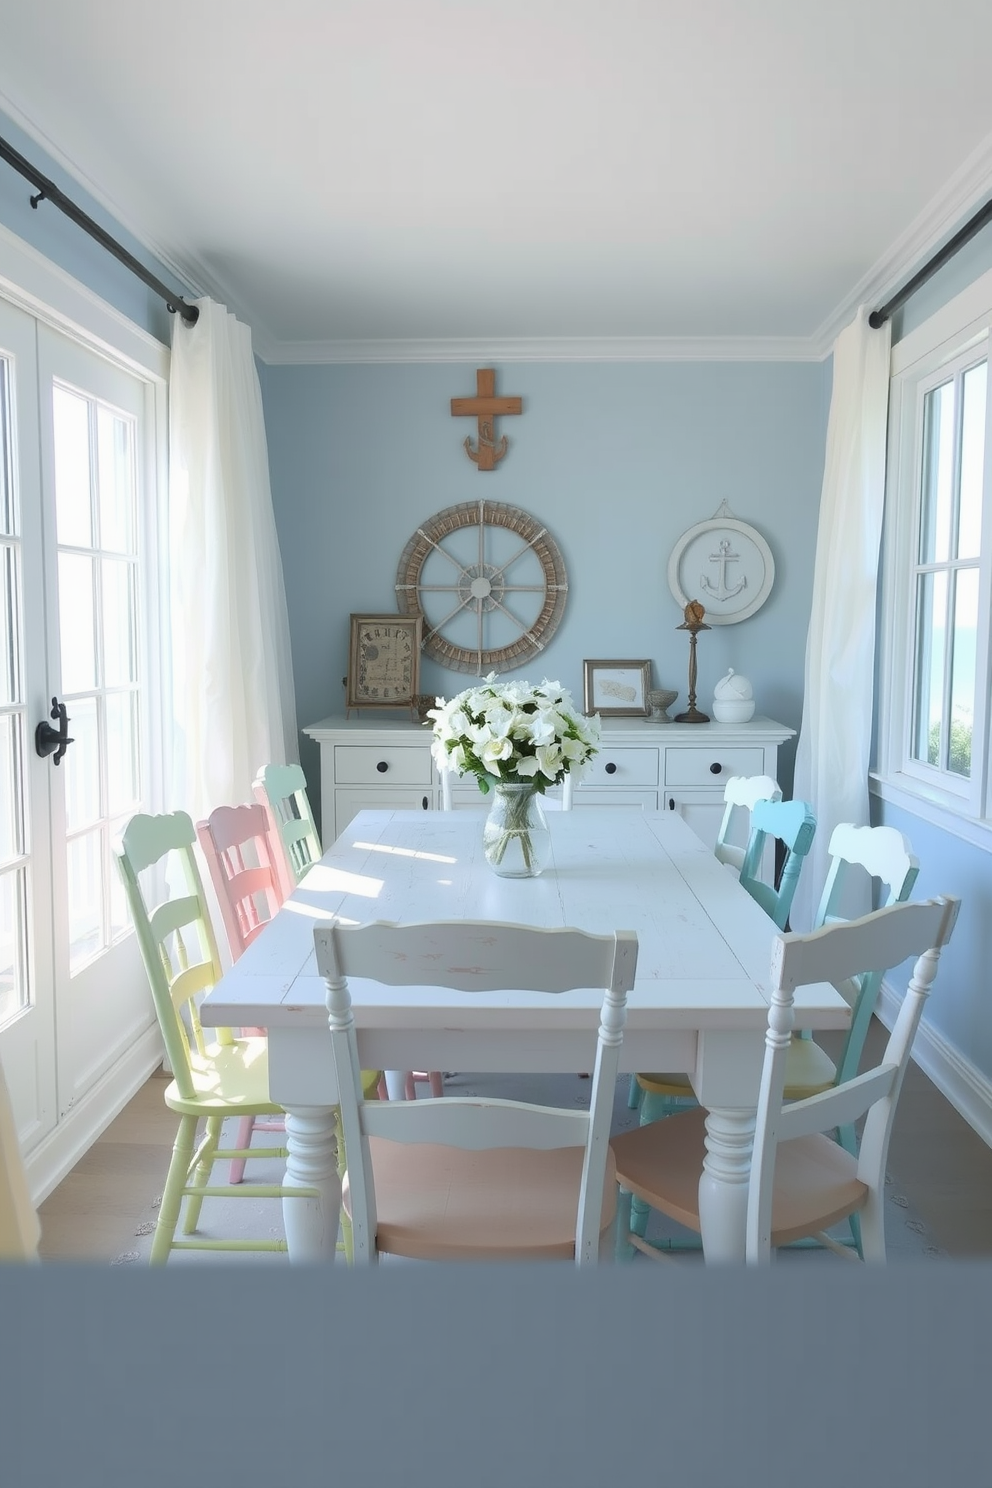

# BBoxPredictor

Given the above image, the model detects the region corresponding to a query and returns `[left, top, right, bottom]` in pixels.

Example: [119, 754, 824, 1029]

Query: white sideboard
[303, 714, 796, 852]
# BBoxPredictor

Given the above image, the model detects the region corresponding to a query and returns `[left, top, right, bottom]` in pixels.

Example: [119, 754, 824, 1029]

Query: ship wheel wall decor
[395, 500, 568, 675]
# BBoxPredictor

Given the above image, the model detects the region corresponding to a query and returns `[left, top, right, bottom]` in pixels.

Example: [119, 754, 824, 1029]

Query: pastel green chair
[253, 762, 323, 900]
[114, 809, 321, 1262]
[253, 762, 443, 1102]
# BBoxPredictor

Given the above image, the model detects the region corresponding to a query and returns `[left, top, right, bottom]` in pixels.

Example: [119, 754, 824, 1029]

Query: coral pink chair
[196, 801, 385, 1183]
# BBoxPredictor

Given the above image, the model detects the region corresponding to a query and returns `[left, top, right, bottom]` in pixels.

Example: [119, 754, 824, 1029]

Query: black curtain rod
[869, 195, 992, 329]
[0, 132, 199, 325]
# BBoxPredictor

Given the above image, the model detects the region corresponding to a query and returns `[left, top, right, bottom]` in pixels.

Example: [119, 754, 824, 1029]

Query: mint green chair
[253, 763, 322, 900]
[253, 763, 443, 1102]
[113, 810, 316, 1262]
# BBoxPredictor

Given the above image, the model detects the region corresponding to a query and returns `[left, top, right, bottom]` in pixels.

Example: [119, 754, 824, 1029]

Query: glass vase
[482, 783, 551, 878]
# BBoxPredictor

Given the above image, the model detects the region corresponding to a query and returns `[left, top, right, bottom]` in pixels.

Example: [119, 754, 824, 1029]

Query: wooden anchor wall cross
[450, 368, 522, 470]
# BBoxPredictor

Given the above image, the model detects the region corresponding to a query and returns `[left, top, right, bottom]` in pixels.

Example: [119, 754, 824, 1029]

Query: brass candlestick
[675, 600, 711, 723]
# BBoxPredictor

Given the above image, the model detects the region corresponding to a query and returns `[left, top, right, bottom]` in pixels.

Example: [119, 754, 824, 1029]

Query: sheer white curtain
[791, 306, 892, 931]
[168, 298, 298, 822]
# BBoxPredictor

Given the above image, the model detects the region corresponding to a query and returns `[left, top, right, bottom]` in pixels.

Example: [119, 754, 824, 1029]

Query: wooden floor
[35, 1019, 992, 1261]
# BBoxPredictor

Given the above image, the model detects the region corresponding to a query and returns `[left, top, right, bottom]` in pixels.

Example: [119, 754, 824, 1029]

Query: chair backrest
[113, 811, 228, 1101]
[0, 1053, 39, 1261]
[195, 802, 287, 961]
[253, 763, 323, 898]
[714, 774, 783, 872]
[745, 895, 959, 1263]
[812, 823, 920, 1085]
[314, 919, 639, 1265]
[739, 798, 817, 930]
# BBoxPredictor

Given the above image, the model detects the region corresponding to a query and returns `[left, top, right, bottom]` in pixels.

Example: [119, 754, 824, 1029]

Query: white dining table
[199, 806, 850, 1264]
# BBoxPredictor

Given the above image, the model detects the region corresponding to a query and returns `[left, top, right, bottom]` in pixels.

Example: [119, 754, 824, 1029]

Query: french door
[0, 293, 160, 1153]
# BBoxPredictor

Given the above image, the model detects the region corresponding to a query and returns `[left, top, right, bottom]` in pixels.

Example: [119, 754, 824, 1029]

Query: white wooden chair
[713, 773, 782, 872]
[0, 1053, 39, 1261]
[314, 918, 638, 1264]
[611, 894, 959, 1263]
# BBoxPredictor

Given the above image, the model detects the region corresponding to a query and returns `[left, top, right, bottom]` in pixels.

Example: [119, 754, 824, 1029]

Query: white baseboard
[25, 1025, 165, 1206]
[877, 977, 992, 1149]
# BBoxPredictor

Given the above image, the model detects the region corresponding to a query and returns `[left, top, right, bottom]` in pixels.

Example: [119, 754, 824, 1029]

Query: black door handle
[35, 697, 74, 766]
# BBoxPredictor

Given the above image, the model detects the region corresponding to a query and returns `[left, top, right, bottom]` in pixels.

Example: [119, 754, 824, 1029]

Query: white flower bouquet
[427, 674, 601, 794]
[428, 675, 601, 874]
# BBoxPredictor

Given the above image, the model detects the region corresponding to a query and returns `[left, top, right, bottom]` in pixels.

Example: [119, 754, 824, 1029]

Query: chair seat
[163, 1036, 283, 1116]
[637, 1033, 838, 1105]
[344, 1138, 618, 1261]
[611, 1107, 868, 1247]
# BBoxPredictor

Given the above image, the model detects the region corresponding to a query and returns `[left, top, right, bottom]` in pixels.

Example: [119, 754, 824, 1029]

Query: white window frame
[0, 218, 172, 816]
[875, 263, 992, 851]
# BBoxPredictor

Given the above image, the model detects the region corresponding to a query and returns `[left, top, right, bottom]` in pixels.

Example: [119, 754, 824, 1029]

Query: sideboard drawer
[581, 748, 659, 787]
[663, 746, 765, 787]
[334, 744, 433, 786]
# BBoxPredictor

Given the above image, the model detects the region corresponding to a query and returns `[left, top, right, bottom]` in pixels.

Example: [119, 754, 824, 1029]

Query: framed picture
[346, 613, 423, 711]
[583, 659, 651, 717]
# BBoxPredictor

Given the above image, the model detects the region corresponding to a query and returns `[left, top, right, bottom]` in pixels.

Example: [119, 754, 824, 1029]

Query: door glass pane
[0, 867, 28, 1024]
[913, 570, 947, 766]
[0, 546, 17, 706]
[0, 357, 13, 534]
[958, 361, 987, 560]
[920, 380, 955, 565]
[96, 405, 134, 553]
[948, 569, 978, 779]
[52, 385, 92, 548]
[67, 828, 103, 973]
[64, 697, 99, 833]
[105, 692, 138, 817]
[58, 552, 96, 691]
[101, 558, 135, 686]
[0, 713, 22, 860]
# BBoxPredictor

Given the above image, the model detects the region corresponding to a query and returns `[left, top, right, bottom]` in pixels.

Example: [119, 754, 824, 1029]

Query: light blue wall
[259, 358, 832, 801]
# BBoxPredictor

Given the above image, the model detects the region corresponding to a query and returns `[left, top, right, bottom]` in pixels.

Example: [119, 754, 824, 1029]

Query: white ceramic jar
[712, 668, 755, 723]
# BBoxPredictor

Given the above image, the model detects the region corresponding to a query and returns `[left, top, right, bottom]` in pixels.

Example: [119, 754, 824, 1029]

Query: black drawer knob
[709, 762, 722, 775]
[376, 761, 389, 773]
[605, 761, 618, 775]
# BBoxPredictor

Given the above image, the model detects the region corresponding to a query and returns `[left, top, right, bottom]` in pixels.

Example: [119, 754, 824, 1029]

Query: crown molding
[6, 89, 992, 369]
[810, 126, 992, 356]
[258, 333, 823, 366]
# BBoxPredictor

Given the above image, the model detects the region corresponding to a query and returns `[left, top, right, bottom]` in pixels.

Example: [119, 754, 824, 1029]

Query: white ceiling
[2, 1, 992, 360]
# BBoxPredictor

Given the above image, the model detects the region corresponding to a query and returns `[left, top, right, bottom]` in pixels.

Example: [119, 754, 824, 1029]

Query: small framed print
[583, 659, 651, 717]
[347, 613, 423, 712]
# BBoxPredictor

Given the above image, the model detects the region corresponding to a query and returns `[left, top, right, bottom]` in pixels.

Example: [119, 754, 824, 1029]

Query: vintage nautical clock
[667, 500, 775, 625]
[395, 500, 568, 675]
[346, 613, 423, 711]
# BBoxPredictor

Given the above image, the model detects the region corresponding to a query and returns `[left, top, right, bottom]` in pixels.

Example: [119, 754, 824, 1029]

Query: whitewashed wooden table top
[199, 808, 850, 1034]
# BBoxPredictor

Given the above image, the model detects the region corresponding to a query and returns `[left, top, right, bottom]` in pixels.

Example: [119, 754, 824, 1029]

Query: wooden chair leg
[627, 1075, 642, 1109]
[614, 1188, 636, 1262]
[229, 1114, 256, 1184]
[429, 1071, 444, 1098]
[151, 1115, 196, 1264]
[183, 1116, 222, 1234]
